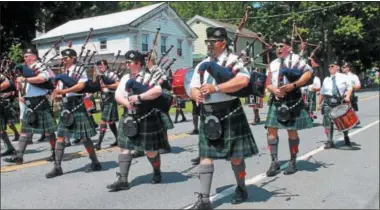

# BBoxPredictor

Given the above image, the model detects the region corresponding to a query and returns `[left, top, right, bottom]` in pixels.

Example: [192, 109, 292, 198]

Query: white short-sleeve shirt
[25, 61, 51, 97]
[65, 64, 88, 97]
[320, 72, 353, 97]
[115, 74, 130, 99]
[346, 72, 361, 87]
[189, 50, 250, 104]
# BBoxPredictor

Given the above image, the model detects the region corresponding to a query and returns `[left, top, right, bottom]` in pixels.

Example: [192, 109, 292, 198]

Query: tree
[8, 43, 23, 63]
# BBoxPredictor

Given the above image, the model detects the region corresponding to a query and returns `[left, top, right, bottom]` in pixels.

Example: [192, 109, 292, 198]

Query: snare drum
[172, 68, 194, 100]
[329, 104, 359, 132]
[84, 97, 95, 113]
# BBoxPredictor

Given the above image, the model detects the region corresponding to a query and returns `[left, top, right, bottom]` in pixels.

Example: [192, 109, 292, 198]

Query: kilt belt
[101, 91, 115, 104]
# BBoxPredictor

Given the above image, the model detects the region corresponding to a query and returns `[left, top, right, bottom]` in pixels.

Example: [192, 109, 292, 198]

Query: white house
[32, 3, 198, 71]
[187, 15, 264, 66]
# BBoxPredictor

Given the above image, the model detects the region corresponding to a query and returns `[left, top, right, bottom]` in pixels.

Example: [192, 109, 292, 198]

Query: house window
[142, 34, 149, 52]
[100, 39, 107, 50]
[177, 39, 183, 56]
[161, 36, 167, 55]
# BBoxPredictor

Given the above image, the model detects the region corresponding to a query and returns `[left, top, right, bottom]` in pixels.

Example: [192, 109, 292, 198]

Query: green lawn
[6, 94, 269, 135]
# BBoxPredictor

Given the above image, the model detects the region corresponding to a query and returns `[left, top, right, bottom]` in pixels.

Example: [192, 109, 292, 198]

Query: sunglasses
[204, 39, 224, 45]
[343, 65, 349, 68]
[329, 65, 336, 68]
[276, 44, 285, 49]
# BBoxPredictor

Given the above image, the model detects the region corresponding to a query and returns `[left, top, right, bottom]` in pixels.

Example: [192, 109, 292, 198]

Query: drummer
[317, 61, 353, 149]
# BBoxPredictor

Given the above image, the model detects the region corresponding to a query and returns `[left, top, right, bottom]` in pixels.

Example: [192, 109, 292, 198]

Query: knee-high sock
[175, 109, 179, 122]
[180, 109, 186, 120]
[83, 138, 99, 163]
[1, 132, 15, 150]
[198, 164, 214, 201]
[54, 142, 65, 167]
[193, 115, 199, 131]
[109, 123, 118, 139]
[163, 132, 171, 149]
[231, 160, 246, 188]
[267, 136, 279, 162]
[46, 133, 56, 151]
[324, 123, 334, 142]
[98, 124, 107, 144]
[343, 131, 349, 138]
[8, 124, 19, 136]
[119, 154, 133, 182]
[288, 138, 300, 159]
[17, 135, 31, 158]
[147, 153, 161, 171]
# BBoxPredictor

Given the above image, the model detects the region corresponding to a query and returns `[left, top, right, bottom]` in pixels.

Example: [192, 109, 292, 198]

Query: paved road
[1, 91, 379, 209]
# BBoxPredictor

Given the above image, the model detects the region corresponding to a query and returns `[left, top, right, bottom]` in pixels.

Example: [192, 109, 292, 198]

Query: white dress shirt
[60, 64, 88, 97]
[346, 72, 361, 87]
[190, 50, 250, 104]
[320, 72, 353, 97]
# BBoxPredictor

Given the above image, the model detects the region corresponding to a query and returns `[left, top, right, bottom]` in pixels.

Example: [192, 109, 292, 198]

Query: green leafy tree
[8, 43, 23, 63]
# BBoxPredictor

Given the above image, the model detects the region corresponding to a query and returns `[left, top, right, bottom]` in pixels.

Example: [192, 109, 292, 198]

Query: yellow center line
[2, 94, 378, 173]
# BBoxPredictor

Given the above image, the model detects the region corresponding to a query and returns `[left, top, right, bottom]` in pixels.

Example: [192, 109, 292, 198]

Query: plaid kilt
[101, 98, 119, 122]
[57, 100, 97, 139]
[307, 91, 317, 111]
[322, 104, 334, 128]
[5, 100, 20, 124]
[118, 111, 166, 152]
[198, 100, 259, 159]
[157, 110, 174, 130]
[265, 102, 313, 131]
[21, 96, 57, 134]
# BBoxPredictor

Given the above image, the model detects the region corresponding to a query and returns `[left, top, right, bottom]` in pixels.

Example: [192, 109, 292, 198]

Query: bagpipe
[125, 28, 177, 113]
[196, 6, 269, 98]
[53, 28, 101, 93]
[277, 22, 321, 88]
[0, 57, 17, 93]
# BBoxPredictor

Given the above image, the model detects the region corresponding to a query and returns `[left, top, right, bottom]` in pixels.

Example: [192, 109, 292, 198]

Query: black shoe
[107, 173, 130, 191]
[47, 152, 55, 162]
[266, 161, 280, 177]
[1, 148, 16, 157]
[72, 139, 81, 144]
[231, 186, 248, 205]
[27, 140, 33, 145]
[344, 136, 352, 146]
[3, 155, 23, 164]
[132, 150, 145, 158]
[151, 169, 162, 184]
[95, 142, 101, 151]
[12, 134, 20, 142]
[85, 162, 102, 173]
[191, 157, 200, 165]
[174, 121, 178, 124]
[188, 130, 199, 135]
[65, 142, 72, 147]
[37, 135, 46, 142]
[45, 166, 63, 178]
[110, 141, 118, 147]
[180, 118, 187, 122]
[254, 117, 261, 124]
[324, 141, 334, 149]
[190, 193, 212, 210]
[283, 158, 297, 175]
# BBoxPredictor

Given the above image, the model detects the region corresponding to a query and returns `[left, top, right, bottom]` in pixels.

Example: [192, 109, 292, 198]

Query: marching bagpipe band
[196, 6, 269, 99]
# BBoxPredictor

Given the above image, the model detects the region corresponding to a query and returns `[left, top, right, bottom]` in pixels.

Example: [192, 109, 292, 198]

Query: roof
[33, 3, 166, 42]
[187, 15, 257, 38]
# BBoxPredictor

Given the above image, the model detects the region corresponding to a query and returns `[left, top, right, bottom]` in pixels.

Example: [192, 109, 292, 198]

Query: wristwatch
[137, 95, 142, 102]
[293, 83, 297, 88]
[214, 85, 220, 93]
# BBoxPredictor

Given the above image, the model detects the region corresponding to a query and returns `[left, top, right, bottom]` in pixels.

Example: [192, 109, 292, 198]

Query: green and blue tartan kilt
[157, 110, 174, 130]
[21, 108, 57, 135]
[57, 103, 97, 139]
[322, 104, 334, 128]
[5, 100, 20, 124]
[101, 98, 119, 122]
[265, 103, 314, 131]
[118, 112, 166, 152]
[307, 91, 317, 112]
[198, 102, 259, 159]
